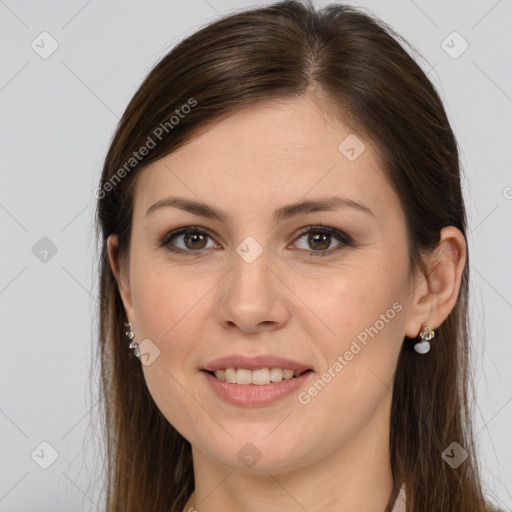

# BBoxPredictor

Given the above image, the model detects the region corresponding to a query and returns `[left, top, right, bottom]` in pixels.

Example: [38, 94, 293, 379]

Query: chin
[194, 428, 318, 475]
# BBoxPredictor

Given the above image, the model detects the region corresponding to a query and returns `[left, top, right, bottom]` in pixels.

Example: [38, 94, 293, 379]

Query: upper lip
[203, 354, 312, 373]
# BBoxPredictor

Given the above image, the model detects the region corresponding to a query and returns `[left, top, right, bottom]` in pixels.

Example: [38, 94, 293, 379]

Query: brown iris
[184, 232, 208, 250]
[308, 232, 331, 251]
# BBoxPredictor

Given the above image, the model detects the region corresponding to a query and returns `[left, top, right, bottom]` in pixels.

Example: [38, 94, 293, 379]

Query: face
[112, 95, 419, 474]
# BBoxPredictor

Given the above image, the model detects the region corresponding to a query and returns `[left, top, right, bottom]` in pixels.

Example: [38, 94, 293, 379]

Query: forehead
[133, 96, 399, 222]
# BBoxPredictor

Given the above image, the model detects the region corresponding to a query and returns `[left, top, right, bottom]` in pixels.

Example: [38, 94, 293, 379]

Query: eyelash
[160, 224, 354, 257]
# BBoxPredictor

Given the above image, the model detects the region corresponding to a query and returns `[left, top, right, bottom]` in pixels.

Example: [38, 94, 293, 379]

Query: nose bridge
[215, 233, 290, 331]
[230, 235, 273, 303]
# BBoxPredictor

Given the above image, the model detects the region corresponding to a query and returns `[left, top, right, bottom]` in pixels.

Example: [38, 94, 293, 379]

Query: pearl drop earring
[414, 322, 435, 354]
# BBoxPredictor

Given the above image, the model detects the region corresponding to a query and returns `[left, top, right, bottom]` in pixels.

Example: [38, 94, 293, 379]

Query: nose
[214, 245, 291, 334]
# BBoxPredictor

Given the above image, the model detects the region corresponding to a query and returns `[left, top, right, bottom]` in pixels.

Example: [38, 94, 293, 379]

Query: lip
[203, 354, 312, 373]
[202, 369, 314, 407]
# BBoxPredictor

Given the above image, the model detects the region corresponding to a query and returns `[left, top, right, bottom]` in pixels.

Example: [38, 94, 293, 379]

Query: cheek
[290, 257, 406, 351]
[130, 263, 212, 439]
[130, 257, 212, 344]
[293, 258, 406, 409]
[294, 289, 404, 453]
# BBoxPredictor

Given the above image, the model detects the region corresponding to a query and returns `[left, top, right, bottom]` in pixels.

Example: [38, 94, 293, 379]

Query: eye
[160, 224, 353, 256]
[291, 225, 353, 256]
[161, 226, 218, 253]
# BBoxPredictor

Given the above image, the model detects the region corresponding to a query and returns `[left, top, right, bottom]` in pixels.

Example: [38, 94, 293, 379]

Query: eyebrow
[145, 195, 375, 223]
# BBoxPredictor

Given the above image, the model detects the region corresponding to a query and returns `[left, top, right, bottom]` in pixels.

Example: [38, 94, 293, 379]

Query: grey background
[0, 1, 511, 510]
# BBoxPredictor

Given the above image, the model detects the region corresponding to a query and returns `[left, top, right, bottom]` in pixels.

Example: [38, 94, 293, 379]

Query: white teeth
[224, 368, 237, 383]
[283, 369, 294, 380]
[252, 368, 270, 385]
[236, 368, 252, 385]
[212, 367, 305, 385]
[269, 367, 283, 382]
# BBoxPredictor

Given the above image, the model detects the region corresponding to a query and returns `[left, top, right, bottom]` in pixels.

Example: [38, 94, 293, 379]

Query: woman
[95, 1, 503, 510]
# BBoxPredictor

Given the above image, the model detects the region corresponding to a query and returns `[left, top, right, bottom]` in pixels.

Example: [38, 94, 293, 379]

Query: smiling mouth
[205, 367, 313, 385]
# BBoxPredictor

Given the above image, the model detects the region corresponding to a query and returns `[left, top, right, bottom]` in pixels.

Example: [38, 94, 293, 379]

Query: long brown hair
[94, 1, 498, 510]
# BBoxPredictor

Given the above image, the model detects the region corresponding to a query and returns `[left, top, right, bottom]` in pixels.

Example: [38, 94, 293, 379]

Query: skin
[108, 94, 466, 512]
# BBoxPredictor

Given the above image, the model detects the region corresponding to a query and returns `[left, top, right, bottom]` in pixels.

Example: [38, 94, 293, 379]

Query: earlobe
[404, 226, 467, 338]
[107, 234, 135, 317]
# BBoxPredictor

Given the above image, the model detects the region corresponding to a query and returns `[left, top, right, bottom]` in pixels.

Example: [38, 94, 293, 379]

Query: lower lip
[202, 370, 313, 407]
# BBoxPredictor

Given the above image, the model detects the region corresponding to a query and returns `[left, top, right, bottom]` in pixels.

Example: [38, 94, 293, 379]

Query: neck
[183, 390, 394, 512]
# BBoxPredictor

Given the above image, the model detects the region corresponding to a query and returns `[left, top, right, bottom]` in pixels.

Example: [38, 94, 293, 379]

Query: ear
[107, 234, 136, 322]
[404, 226, 467, 337]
